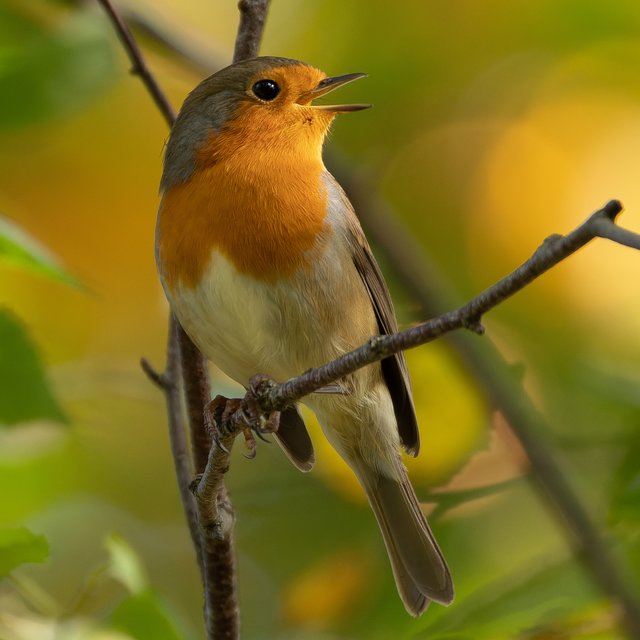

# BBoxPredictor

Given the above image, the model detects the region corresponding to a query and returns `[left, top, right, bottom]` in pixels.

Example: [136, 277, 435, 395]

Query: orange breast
[157, 137, 331, 290]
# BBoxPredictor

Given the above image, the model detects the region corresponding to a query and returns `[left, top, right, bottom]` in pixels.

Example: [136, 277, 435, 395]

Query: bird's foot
[246, 374, 281, 436]
[204, 376, 281, 460]
[205, 395, 240, 454]
[207, 394, 256, 457]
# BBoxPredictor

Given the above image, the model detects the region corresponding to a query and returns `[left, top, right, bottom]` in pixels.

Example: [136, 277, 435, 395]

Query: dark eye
[252, 79, 280, 101]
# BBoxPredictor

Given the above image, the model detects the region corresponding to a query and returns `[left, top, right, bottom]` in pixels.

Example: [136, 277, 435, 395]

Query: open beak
[298, 73, 371, 113]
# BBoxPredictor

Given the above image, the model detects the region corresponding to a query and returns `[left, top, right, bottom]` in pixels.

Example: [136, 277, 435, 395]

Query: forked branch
[96, 1, 271, 638]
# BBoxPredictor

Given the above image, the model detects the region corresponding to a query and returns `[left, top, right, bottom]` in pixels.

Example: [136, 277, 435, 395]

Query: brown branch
[96, 1, 271, 638]
[191, 422, 236, 538]
[95, 0, 175, 126]
[139, 321, 204, 575]
[140, 356, 167, 389]
[177, 325, 239, 638]
[233, 0, 271, 63]
[260, 200, 627, 408]
[178, 329, 213, 474]
[163, 317, 203, 572]
[591, 216, 640, 250]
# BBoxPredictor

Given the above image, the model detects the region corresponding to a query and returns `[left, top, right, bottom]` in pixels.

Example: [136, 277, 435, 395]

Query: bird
[155, 56, 453, 616]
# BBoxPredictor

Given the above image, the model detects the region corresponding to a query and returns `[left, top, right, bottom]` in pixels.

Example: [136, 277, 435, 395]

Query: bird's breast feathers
[157, 169, 377, 385]
[157, 144, 330, 288]
[165, 242, 376, 387]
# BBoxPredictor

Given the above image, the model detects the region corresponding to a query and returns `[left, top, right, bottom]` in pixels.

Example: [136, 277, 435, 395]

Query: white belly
[163, 248, 401, 475]
[164, 248, 376, 386]
[166, 251, 283, 384]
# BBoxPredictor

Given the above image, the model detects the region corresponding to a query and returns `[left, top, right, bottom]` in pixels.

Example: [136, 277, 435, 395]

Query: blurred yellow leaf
[282, 551, 370, 627]
[404, 344, 488, 486]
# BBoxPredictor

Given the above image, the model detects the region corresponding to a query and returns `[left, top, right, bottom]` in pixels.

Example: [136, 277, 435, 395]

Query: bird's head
[161, 56, 369, 189]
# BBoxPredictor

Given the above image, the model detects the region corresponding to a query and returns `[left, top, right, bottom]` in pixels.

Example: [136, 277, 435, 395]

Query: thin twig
[176, 324, 240, 637]
[95, 0, 175, 125]
[122, 7, 225, 73]
[592, 216, 640, 250]
[191, 429, 236, 538]
[233, 0, 271, 63]
[140, 356, 167, 389]
[199, 515, 239, 639]
[163, 316, 203, 573]
[178, 329, 213, 474]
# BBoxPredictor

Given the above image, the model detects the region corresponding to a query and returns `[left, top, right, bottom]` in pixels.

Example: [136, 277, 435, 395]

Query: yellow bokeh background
[2, 1, 640, 638]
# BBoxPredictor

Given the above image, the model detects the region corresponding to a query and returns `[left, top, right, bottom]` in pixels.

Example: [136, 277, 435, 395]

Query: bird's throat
[158, 150, 331, 290]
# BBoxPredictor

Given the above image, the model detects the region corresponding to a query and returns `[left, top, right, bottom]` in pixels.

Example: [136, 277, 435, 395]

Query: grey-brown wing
[332, 177, 420, 455]
[273, 405, 315, 471]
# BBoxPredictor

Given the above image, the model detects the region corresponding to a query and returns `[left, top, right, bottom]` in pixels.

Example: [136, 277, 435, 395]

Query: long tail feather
[356, 460, 453, 615]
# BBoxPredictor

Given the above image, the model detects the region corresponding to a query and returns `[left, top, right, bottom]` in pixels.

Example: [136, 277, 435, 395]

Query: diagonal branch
[155, 316, 203, 571]
[95, 0, 175, 125]
[260, 200, 628, 408]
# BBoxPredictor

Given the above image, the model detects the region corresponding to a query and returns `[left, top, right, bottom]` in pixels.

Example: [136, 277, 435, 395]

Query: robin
[156, 56, 453, 615]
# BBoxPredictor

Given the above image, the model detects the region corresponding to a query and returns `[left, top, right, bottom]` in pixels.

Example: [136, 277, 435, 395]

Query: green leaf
[104, 535, 187, 639]
[0, 5, 116, 128]
[0, 527, 49, 576]
[0, 309, 66, 426]
[109, 590, 185, 640]
[0, 215, 81, 288]
[105, 532, 148, 595]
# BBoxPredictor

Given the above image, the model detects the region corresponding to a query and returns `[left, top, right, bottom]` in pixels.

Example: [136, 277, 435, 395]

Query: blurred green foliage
[0, 215, 81, 288]
[0, 528, 48, 577]
[1, 1, 639, 639]
[0, 309, 66, 425]
[0, 2, 115, 128]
